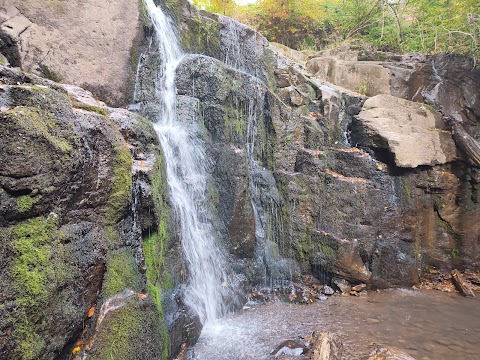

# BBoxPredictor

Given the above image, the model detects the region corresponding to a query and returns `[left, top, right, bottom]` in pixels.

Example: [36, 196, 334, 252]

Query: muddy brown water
[192, 289, 480, 359]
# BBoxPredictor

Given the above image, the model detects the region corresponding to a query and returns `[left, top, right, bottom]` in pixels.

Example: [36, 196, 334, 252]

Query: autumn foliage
[194, 0, 479, 58]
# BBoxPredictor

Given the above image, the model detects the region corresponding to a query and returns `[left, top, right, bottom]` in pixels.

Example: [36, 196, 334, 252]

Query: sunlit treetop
[193, 0, 479, 59]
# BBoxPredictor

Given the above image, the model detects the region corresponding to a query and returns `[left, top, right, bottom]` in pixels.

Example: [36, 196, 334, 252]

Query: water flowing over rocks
[1, 0, 480, 358]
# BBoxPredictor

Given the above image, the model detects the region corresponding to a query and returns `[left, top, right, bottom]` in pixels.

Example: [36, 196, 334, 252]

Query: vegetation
[143, 156, 172, 360]
[105, 144, 133, 226]
[102, 250, 143, 298]
[194, 0, 479, 59]
[3, 216, 74, 359]
[16, 195, 41, 213]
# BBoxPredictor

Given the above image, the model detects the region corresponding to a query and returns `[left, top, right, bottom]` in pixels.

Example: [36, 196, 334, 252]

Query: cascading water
[143, 0, 230, 324]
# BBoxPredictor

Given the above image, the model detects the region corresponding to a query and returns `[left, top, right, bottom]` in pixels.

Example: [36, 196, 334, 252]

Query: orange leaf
[87, 306, 95, 318]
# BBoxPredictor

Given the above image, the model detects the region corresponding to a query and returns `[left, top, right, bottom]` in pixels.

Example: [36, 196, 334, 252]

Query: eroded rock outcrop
[136, 1, 479, 297]
[0, 0, 145, 106]
[2, 1, 479, 357]
[0, 66, 170, 359]
[354, 94, 457, 168]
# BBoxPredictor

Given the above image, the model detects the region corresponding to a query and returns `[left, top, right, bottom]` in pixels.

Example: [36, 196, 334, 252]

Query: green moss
[6, 107, 73, 152]
[105, 144, 133, 226]
[320, 243, 336, 257]
[11, 85, 71, 113]
[296, 231, 313, 266]
[38, 64, 63, 83]
[139, 0, 150, 26]
[208, 180, 219, 207]
[102, 250, 143, 298]
[142, 155, 172, 360]
[75, 103, 109, 116]
[401, 176, 412, 205]
[358, 83, 368, 95]
[143, 229, 170, 360]
[182, 17, 220, 54]
[224, 105, 246, 141]
[16, 195, 40, 213]
[164, 0, 182, 20]
[6, 216, 72, 359]
[11, 217, 57, 306]
[98, 306, 143, 359]
[91, 302, 161, 360]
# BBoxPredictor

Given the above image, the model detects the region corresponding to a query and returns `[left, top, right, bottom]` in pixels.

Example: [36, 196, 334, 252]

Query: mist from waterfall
[143, 0, 230, 325]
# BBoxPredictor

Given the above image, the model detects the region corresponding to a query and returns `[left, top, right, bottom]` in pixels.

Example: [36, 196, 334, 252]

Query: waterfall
[143, 0, 230, 324]
[243, 77, 288, 287]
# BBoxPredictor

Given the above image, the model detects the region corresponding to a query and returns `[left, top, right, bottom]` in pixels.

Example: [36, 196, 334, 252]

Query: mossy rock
[0, 216, 77, 360]
[88, 299, 165, 360]
[101, 249, 144, 299]
[105, 144, 133, 226]
[4, 106, 74, 153]
[181, 16, 221, 56]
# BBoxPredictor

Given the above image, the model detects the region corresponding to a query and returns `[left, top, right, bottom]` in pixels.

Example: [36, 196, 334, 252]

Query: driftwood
[452, 269, 476, 298]
[450, 122, 480, 166]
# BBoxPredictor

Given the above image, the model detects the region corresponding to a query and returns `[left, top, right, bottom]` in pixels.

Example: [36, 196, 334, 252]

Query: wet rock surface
[2, 0, 480, 358]
[0, 66, 166, 359]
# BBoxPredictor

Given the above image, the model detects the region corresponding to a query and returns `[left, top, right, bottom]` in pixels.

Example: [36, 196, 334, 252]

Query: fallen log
[452, 269, 476, 298]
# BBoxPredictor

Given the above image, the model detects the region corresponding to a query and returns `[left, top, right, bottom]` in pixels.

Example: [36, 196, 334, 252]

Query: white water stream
[144, 0, 230, 325]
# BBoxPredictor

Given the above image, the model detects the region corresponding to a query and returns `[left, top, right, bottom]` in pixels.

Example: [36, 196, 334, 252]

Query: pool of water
[192, 289, 480, 359]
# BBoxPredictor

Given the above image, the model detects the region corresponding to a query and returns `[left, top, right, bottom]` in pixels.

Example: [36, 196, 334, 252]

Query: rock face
[0, 66, 169, 359]
[136, 3, 480, 291]
[354, 94, 457, 168]
[1, 1, 480, 358]
[307, 54, 391, 96]
[0, 0, 144, 106]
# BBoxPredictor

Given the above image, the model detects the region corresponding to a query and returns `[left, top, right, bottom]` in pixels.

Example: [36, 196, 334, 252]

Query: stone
[365, 347, 416, 360]
[309, 332, 343, 360]
[0, 65, 167, 359]
[0, 0, 144, 106]
[354, 94, 457, 168]
[352, 284, 367, 292]
[271, 340, 308, 358]
[306, 53, 391, 96]
[323, 286, 335, 296]
[332, 278, 351, 295]
[0, 14, 31, 42]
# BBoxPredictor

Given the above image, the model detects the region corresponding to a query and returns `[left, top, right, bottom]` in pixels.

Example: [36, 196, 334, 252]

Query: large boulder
[0, 0, 144, 106]
[354, 94, 457, 168]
